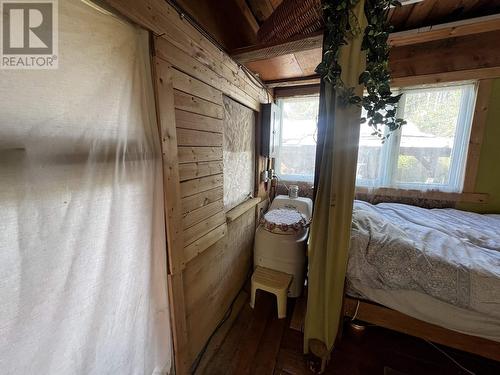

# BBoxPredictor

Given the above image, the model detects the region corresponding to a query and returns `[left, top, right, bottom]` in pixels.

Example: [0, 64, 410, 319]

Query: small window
[275, 96, 319, 182]
[357, 82, 476, 192]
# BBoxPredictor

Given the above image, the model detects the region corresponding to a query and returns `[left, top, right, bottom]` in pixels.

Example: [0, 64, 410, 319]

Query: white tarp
[0, 1, 172, 373]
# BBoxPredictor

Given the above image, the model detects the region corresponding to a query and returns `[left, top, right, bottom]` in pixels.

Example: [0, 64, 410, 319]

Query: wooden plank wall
[103, 1, 270, 374]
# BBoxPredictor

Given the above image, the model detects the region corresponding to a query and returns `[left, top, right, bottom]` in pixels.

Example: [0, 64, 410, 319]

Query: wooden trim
[265, 67, 500, 88]
[274, 84, 320, 98]
[153, 58, 190, 374]
[391, 67, 500, 88]
[225, 197, 261, 223]
[167, 273, 190, 374]
[266, 75, 321, 88]
[344, 297, 500, 362]
[463, 79, 494, 193]
[355, 187, 488, 203]
[231, 31, 323, 63]
[154, 60, 184, 273]
[390, 31, 500, 85]
[389, 14, 500, 47]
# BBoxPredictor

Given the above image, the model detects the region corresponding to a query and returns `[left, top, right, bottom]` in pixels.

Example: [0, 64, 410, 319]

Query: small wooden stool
[250, 266, 293, 319]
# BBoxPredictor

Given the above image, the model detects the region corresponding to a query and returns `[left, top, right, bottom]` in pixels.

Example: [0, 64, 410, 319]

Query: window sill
[355, 187, 488, 204]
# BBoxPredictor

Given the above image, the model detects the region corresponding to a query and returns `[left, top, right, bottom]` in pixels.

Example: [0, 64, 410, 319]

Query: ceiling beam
[388, 14, 500, 47]
[265, 75, 320, 88]
[231, 31, 323, 63]
[232, 14, 500, 63]
[233, 0, 260, 35]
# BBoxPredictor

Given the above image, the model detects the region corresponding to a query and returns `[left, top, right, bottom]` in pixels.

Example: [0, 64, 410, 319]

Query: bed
[344, 200, 500, 361]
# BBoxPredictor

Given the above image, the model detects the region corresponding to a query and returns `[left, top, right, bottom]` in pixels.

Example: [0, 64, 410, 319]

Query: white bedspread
[347, 201, 500, 319]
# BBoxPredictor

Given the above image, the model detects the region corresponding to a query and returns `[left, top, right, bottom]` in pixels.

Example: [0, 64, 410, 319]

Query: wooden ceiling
[174, 0, 500, 83]
[389, 0, 500, 32]
[247, 0, 283, 23]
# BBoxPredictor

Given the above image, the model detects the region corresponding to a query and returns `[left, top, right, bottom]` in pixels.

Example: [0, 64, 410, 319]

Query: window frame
[271, 79, 491, 204]
[275, 95, 319, 183]
[356, 81, 478, 193]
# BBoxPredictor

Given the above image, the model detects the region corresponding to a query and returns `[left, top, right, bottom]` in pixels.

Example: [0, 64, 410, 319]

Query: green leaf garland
[316, 0, 406, 140]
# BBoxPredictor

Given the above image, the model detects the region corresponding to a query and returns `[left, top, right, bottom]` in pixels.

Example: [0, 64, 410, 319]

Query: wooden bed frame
[343, 296, 500, 362]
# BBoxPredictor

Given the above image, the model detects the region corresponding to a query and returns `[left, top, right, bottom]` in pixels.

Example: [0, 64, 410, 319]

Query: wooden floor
[196, 290, 500, 375]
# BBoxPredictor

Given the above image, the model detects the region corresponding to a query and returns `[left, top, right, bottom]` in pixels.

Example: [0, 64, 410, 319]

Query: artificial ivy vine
[316, 0, 406, 139]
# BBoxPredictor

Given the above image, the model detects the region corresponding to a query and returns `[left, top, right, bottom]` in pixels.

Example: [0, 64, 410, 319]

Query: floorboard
[199, 291, 500, 375]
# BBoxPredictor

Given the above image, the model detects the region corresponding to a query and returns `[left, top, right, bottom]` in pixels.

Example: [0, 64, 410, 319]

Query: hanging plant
[316, 0, 406, 140]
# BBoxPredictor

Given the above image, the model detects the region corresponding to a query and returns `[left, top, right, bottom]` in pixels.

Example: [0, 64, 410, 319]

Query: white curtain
[0, 1, 172, 374]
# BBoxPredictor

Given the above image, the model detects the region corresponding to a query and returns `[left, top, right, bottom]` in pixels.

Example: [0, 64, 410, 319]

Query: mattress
[347, 201, 500, 325]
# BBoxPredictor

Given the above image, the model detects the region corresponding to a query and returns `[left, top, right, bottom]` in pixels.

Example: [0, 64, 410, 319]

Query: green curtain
[304, 0, 367, 354]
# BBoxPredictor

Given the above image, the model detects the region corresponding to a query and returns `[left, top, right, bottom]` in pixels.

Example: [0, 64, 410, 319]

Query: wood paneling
[182, 199, 224, 230]
[389, 31, 500, 80]
[178, 161, 224, 181]
[181, 187, 224, 215]
[172, 68, 223, 105]
[184, 209, 255, 362]
[390, 66, 500, 87]
[246, 54, 304, 81]
[389, 14, 500, 47]
[247, 30, 500, 83]
[183, 211, 226, 246]
[294, 48, 322, 76]
[175, 110, 223, 133]
[183, 222, 227, 264]
[178, 146, 223, 164]
[156, 37, 262, 111]
[274, 84, 320, 98]
[180, 174, 224, 198]
[231, 31, 323, 63]
[105, 0, 269, 110]
[176, 128, 223, 147]
[389, 0, 500, 32]
[174, 90, 224, 119]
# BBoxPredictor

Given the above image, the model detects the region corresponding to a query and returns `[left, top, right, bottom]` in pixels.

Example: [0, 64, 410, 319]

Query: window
[357, 82, 477, 192]
[275, 81, 476, 193]
[275, 96, 319, 182]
